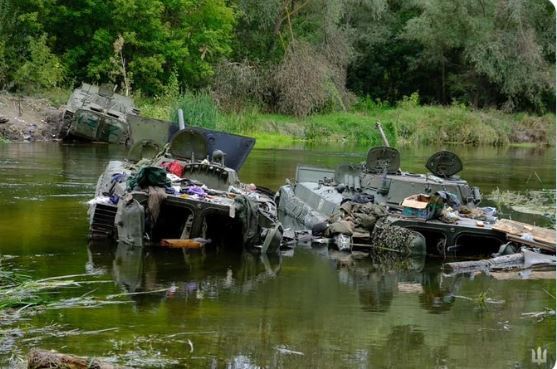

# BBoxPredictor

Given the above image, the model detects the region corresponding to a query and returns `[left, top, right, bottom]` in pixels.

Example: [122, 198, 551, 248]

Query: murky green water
[0, 143, 555, 369]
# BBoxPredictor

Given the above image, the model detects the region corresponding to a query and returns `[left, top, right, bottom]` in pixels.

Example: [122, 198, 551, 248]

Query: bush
[353, 95, 391, 113]
[210, 60, 263, 112]
[273, 41, 351, 117]
[13, 35, 65, 93]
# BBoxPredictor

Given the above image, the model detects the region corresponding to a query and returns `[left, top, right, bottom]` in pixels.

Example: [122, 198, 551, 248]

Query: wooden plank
[493, 219, 555, 250]
[507, 235, 555, 253]
[444, 253, 524, 274]
[490, 270, 556, 280]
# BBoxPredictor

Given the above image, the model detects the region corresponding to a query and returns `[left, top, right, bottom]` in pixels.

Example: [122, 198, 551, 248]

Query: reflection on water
[88, 241, 282, 306]
[0, 143, 555, 369]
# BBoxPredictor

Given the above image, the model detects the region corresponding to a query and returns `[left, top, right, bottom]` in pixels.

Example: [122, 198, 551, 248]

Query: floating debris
[443, 248, 555, 275]
[276, 345, 304, 356]
[27, 349, 133, 369]
[521, 309, 556, 322]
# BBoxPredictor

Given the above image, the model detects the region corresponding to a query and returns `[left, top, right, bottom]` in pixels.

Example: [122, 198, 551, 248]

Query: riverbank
[138, 94, 556, 148]
[0, 93, 62, 143]
[0, 90, 554, 149]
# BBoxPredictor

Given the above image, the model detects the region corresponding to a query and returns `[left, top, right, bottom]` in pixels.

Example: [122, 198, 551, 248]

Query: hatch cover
[366, 146, 400, 174]
[127, 140, 161, 162]
[169, 128, 209, 161]
[425, 151, 463, 177]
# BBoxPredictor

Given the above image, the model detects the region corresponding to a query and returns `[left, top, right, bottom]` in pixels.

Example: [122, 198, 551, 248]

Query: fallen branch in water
[521, 309, 556, 322]
[444, 253, 524, 274]
[27, 349, 134, 369]
[106, 288, 170, 300]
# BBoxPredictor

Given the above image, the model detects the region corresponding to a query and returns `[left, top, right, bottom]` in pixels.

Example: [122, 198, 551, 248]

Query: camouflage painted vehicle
[88, 115, 283, 253]
[277, 147, 508, 256]
[59, 83, 139, 143]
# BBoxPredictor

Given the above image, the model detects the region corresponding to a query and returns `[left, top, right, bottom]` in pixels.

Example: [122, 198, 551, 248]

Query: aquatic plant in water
[488, 188, 556, 226]
[0, 257, 123, 312]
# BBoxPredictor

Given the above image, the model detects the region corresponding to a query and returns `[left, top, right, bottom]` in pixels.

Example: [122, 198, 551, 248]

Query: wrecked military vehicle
[277, 146, 514, 257]
[59, 83, 139, 143]
[88, 116, 282, 253]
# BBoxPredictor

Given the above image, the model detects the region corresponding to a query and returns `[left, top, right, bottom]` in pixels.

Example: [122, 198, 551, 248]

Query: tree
[44, 0, 235, 95]
[464, 0, 554, 111]
[227, 0, 356, 113]
[345, 0, 429, 103]
[110, 34, 132, 96]
[404, 0, 555, 111]
[13, 34, 64, 92]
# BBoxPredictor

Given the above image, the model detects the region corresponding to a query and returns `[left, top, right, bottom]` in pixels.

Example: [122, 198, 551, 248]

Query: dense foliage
[0, 0, 554, 113]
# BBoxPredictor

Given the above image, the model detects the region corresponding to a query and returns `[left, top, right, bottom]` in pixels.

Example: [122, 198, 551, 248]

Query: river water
[0, 143, 555, 369]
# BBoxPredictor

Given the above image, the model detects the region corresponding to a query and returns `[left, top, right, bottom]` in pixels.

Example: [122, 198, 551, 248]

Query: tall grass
[217, 106, 259, 134]
[135, 91, 555, 148]
[170, 91, 218, 129]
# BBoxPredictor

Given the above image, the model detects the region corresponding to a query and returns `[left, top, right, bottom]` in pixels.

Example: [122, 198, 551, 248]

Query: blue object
[109, 194, 119, 205]
[111, 173, 128, 183]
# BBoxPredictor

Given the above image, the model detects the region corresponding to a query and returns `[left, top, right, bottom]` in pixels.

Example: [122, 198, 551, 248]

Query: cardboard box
[401, 194, 436, 220]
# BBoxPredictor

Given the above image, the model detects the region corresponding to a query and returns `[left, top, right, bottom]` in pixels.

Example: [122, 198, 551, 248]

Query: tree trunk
[443, 253, 524, 274]
[441, 57, 446, 104]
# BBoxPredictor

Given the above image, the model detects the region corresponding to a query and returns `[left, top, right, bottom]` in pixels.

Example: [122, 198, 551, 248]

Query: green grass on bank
[35, 88, 557, 149]
[224, 107, 554, 149]
[137, 94, 555, 149]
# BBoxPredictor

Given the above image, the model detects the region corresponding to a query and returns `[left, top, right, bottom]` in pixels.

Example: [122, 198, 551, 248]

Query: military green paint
[0, 143, 554, 369]
[69, 110, 127, 143]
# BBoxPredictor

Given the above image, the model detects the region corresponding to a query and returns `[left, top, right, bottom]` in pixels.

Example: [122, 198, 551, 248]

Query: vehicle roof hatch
[169, 129, 209, 161]
[366, 146, 400, 174]
[425, 151, 463, 177]
[169, 127, 255, 171]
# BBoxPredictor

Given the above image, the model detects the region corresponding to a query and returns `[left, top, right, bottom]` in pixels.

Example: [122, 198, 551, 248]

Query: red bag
[162, 160, 184, 177]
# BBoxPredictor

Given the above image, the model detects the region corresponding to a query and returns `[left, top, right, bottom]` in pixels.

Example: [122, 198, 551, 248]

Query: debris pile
[306, 200, 426, 255]
[27, 349, 132, 369]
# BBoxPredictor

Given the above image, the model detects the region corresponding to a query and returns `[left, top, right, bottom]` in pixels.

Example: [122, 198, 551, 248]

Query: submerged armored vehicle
[88, 116, 282, 253]
[59, 83, 139, 143]
[278, 146, 508, 256]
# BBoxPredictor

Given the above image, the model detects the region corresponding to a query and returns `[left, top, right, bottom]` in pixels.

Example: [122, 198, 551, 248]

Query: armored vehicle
[88, 116, 282, 253]
[59, 83, 139, 143]
[277, 146, 508, 256]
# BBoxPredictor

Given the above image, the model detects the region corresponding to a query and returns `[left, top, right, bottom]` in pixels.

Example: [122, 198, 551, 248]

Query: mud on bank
[0, 94, 62, 142]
